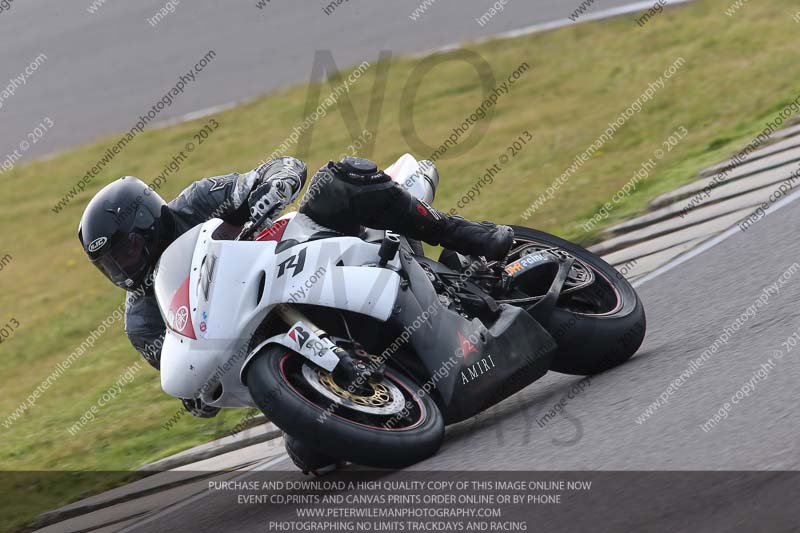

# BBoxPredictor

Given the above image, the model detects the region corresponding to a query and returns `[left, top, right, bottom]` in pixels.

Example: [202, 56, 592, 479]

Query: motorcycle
[154, 154, 646, 468]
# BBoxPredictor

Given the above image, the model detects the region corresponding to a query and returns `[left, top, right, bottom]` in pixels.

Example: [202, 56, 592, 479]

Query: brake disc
[301, 364, 406, 416]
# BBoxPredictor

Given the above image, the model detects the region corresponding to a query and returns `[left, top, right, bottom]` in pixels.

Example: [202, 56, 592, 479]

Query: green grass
[3, 0, 800, 529]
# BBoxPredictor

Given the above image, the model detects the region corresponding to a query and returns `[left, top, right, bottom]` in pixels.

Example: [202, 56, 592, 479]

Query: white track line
[120, 453, 290, 532]
[419, 0, 694, 57]
[633, 186, 800, 287]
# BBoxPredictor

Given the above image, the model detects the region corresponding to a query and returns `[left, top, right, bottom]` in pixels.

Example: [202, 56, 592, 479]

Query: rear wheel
[245, 344, 444, 468]
[505, 226, 646, 375]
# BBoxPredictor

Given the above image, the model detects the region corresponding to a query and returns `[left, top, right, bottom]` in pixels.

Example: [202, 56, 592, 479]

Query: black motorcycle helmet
[78, 176, 174, 290]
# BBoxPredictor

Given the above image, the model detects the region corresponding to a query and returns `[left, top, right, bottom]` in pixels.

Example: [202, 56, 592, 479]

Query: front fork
[272, 236, 399, 388]
[275, 305, 383, 390]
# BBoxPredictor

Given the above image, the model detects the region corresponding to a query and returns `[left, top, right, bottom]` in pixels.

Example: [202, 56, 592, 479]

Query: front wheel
[507, 226, 646, 375]
[245, 345, 444, 469]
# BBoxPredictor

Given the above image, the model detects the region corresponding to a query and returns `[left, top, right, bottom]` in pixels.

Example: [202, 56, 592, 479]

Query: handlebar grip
[235, 210, 273, 241]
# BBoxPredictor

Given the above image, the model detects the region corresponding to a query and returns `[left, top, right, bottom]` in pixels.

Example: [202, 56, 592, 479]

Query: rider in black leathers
[78, 155, 514, 473]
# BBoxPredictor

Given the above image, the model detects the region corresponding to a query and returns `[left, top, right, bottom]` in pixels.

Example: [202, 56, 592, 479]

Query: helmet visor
[92, 233, 150, 289]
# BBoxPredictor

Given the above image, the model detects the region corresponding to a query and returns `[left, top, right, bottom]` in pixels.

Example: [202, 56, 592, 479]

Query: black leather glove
[248, 179, 290, 231]
[247, 157, 306, 232]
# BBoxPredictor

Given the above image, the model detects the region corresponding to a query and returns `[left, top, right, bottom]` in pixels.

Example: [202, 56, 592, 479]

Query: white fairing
[157, 154, 434, 407]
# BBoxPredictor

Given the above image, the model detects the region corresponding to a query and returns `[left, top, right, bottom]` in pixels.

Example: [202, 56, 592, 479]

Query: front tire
[510, 226, 646, 375]
[245, 345, 444, 469]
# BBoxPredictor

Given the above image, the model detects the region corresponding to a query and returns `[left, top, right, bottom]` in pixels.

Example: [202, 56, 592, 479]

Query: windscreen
[154, 225, 203, 325]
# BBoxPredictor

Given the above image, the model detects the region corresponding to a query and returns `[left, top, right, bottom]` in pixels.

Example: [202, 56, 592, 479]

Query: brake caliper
[332, 345, 384, 392]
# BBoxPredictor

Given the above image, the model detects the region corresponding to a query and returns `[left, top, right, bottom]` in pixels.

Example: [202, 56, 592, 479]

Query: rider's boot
[402, 201, 515, 261]
[437, 214, 514, 261]
[284, 433, 345, 476]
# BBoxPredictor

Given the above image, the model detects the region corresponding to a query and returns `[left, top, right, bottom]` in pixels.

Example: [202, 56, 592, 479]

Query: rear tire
[511, 226, 646, 375]
[245, 345, 444, 469]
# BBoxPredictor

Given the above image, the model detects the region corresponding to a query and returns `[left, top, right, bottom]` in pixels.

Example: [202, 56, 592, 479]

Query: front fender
[239, 323, 341, 384]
